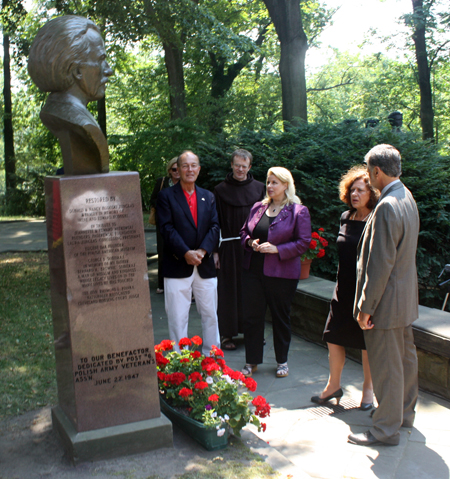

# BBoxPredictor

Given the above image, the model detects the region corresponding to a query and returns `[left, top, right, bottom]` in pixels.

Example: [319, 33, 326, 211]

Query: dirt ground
[0, 406, 281, 479]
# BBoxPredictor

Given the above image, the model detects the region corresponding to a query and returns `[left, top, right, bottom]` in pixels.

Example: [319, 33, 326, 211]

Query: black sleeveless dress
[323, 210, 366, 350]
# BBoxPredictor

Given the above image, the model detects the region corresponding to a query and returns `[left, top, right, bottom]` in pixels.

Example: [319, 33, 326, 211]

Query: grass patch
[176, 438, 279, 479]
[0, 252, 56, 419]
[0, 215, 45, 221]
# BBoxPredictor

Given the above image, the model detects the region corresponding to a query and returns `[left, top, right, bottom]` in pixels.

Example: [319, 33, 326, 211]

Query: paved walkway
[2, 220, 450, 478]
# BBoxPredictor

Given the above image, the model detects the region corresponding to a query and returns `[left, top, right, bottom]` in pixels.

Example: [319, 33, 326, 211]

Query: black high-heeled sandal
[311, 388, 343, 405]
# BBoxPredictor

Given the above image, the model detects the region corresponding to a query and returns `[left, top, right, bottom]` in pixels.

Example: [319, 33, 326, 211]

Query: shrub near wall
[197, 123, 450, 308]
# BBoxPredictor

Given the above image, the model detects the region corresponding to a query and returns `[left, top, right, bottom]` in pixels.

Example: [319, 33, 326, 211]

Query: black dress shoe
[348, 431, 397, 447]
[359, 402, 373, 411]
[311, 388, 343, 405]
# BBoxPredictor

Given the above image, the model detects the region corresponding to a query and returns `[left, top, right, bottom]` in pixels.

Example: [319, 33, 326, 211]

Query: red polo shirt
[183, 188, 197, 227]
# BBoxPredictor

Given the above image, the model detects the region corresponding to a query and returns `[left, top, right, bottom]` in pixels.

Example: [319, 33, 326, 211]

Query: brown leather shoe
[348, 431, 398, 447]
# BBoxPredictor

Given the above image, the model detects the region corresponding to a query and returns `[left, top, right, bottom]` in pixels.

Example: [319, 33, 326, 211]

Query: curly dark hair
[339, 165, 379, 210]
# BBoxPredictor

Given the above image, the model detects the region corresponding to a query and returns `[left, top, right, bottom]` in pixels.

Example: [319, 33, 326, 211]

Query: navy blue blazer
[157, 182, 219, 279]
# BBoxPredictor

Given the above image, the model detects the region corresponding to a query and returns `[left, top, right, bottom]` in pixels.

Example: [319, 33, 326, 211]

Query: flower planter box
[160, 396, 229, 451]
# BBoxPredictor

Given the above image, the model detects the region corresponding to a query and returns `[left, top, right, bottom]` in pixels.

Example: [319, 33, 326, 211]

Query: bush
[196, 123, 450, 308]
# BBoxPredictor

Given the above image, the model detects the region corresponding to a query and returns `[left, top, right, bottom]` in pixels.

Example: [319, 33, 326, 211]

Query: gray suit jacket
[354, 181, 420, 329]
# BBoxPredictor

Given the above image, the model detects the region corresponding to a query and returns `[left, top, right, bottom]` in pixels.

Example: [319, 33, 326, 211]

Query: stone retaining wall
[289, 276, 450, 401]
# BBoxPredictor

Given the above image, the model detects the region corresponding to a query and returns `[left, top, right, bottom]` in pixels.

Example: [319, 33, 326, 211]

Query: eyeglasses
[171, 167, 178, 172]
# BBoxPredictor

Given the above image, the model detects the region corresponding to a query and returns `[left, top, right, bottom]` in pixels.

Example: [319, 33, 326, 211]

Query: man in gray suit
[348, 144, 420, 447]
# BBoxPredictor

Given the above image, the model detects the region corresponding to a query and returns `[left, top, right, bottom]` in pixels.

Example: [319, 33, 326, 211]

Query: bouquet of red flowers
[155, 336, 270, 436]
[301, 228, 329, 261]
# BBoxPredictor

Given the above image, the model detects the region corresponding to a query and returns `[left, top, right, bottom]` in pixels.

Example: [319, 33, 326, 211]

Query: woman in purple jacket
[240, 167, 311, 378]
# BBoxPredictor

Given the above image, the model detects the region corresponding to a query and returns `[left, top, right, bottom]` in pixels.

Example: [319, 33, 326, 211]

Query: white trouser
[164, 266, 220, 356]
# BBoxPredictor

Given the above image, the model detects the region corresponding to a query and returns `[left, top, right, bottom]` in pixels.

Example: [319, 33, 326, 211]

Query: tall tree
[261, 0, 308, 126]
[2, 0, 25, 202]
[411, 0, 434, 140]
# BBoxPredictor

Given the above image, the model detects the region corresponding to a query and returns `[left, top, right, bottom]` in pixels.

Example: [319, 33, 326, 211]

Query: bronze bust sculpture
[28, 16, 113, 175]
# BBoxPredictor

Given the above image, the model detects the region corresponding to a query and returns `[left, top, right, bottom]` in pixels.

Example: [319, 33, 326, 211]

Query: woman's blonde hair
[262, 167, 301, 206]
[166, 157, 178, 176]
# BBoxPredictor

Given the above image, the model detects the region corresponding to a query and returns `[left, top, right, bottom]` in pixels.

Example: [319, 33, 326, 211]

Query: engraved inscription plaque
[45, 171, 159, 432]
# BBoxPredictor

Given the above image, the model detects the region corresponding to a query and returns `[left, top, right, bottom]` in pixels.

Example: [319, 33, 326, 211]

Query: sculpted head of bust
[28, 16, 113, 175]
[28, 15, 112, 105]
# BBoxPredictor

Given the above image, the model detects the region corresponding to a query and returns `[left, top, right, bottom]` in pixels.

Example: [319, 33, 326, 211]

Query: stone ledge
[291, 276, 450, 400]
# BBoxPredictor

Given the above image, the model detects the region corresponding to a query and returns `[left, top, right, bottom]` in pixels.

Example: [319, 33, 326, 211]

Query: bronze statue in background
[28, 16, 113, 175]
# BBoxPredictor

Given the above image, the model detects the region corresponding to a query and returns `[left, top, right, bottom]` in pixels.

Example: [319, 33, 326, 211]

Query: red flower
[216, 358, 226, 369]
[243, 377, 257, 392]
[318, 228, 324, 232]
[179, 337, 192, 348]
[208, 394, 219, 403]
[191, 335, 202, 346]
[230, 370, 245, 381]
[191, 350, 201, 359]
[179, 387, 193, 398]
[205, 362, 220, 375]
[194, 381, 209, 390]
[156, 352, 169, 366]
[157, 371, 166, 381]
[261, 422, 267, 432]
[166, 372, 186, 386]
[309, 240, 317, 250]
[188, 371, 203, 383]
[252, 396, 271, 417]
[179, 358, 190, 363]
[317, 248, 325, 258]
[252, 395, 267, 407]
[154, 343, 163, 353]
[319, 237, 328, 247]
[201, 357, 215, 369]
[160, 339, 174, 351]
[311, 232, 320, 239]
[210, 345, 224, 357]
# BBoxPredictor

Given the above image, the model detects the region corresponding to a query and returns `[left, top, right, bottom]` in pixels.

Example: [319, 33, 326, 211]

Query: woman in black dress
[311, 166, 379, 408]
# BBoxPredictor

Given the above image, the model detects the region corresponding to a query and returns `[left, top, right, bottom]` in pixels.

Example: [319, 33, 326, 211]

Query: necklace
[351, 211, 371, 222]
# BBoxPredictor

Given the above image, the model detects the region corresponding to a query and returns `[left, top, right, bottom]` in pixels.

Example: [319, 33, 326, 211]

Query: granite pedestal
[45, 171, 172, 463]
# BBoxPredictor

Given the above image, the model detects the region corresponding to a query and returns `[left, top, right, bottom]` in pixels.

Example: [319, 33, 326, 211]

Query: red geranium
[208, 394, 219, 403]
[309, 240, 317, 249]
[160, 339, 174, 351]
[157, 371, 166, 381]
[191, 350, 201, 359]
[210, 345, 224, 357]
[319, 237, 328, 247]
[317, 248, 325, 258]
[188, 371, 203, 383]
[261, 422, 267, 432]
[318, 228, 324, 231]
[191, 335, 202, 346]
[243, 377, 257, 392]
[166, 372, 186, 386]
[179, 387, 193, 398]
[179, 337, 192, 348]
[194, 381, 209, 390]
[179, 357, 190, 363]
[311, 232, 320, 239]
[216, 358, 226, 369]
[156, 352, 169, 366]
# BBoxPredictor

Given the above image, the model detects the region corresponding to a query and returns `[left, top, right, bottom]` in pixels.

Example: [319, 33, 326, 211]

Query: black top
[323, 210, 367, 349]
[249, 212, 276, 274]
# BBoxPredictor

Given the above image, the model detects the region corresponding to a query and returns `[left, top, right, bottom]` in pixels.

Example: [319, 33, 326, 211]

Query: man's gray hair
[364, 144, 402, 178]
[231, 149, 253, 165]
[28, 15, 101, 93]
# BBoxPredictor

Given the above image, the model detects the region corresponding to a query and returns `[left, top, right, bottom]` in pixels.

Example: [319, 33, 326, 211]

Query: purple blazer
[240, 201, 312, 279]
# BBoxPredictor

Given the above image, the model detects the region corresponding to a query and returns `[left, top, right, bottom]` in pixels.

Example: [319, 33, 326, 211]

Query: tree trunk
[262, 0, 308, 126]
[411, 0, 434, 141]
[97, 97, 107, 137]
[163, 40, 186, 120]
[3, 32, 16, 194]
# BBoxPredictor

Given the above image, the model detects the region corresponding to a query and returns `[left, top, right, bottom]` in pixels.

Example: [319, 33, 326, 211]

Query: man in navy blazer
[157, 150, 220, 355]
